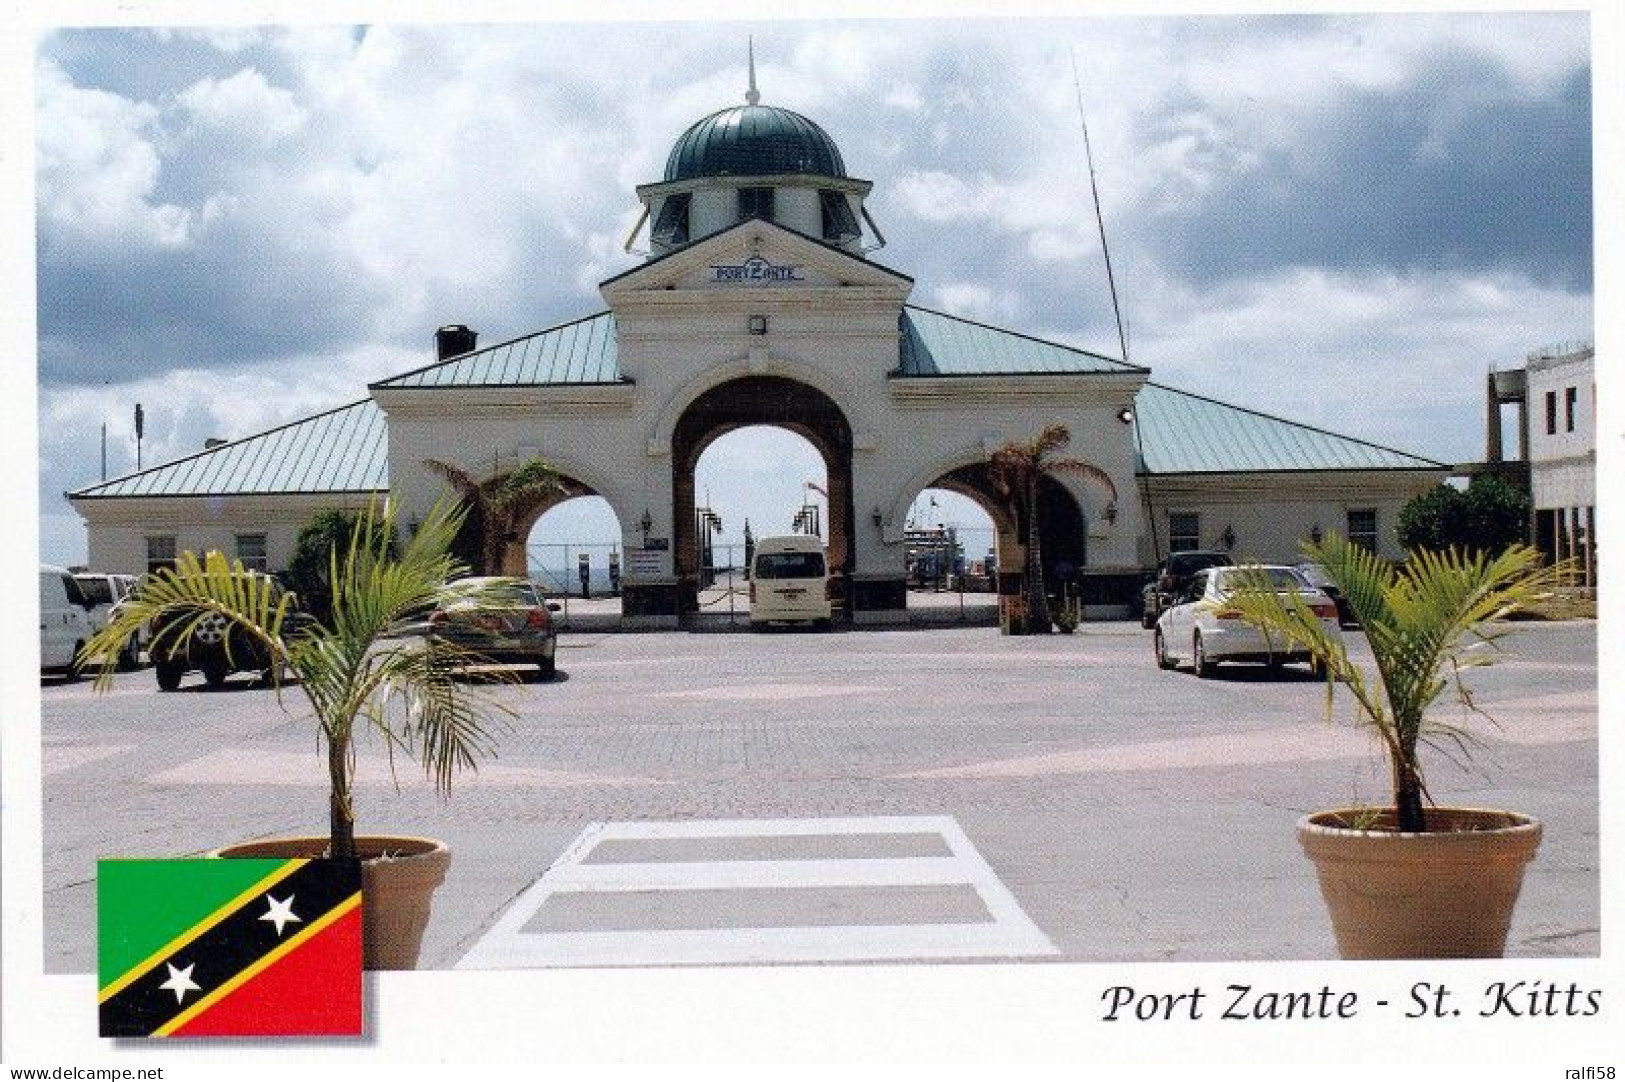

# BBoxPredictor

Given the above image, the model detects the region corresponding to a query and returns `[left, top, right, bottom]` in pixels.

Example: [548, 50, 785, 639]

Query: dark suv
[150, 573, 313, 691]
[1140, 550, 1235, 628]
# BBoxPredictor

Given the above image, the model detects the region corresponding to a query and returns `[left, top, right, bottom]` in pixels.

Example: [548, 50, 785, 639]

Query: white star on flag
[260, 894, 302, 937]
[159, 962, 201, 1004]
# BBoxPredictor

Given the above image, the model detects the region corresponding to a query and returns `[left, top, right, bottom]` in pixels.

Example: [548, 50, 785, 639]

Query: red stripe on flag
[171, 905, 363, 1037]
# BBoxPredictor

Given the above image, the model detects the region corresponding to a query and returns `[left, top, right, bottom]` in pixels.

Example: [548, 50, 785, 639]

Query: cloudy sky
[30, 11, 1593, 567]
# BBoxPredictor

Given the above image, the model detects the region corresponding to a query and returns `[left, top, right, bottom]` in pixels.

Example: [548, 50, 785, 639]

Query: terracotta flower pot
[211, 835, 452, 970]
[1297, 807, 1541, 959]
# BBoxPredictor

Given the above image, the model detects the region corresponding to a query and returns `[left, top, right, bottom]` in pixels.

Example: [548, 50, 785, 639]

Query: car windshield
[459, 580, 541, 606]
[1168, 553, 1230, 575]
[73, 576, 114, 605]
[755, 552, 826, 580]
[1217, 567, 1310, 592]
[1296, 563, 1334, 587]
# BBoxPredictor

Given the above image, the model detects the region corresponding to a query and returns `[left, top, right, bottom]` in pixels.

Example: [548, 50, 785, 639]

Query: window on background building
[738, 186, 774, 221]
[1347, 510, 1378, 552]
[820, 189, 859, 241]
[651, 193, 690, 246]
[236, 533, 268, 573]
[146, 535, 176, 575]
[1545, 390, 1558, 435]
[1565, 386, 1578, 432]
[1169, 512, 1200, 553]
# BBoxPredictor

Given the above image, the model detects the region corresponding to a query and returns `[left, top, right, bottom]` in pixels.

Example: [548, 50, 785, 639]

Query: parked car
[1153, 564, 1342, 677]
[73, 572, 142, 670]
[1140, 550, 1235, 628]
[40, 564, 91, 677]
[150, 571, 314, 691]
[1294, 561, 1357, 627]
[426, 577, 560, 680]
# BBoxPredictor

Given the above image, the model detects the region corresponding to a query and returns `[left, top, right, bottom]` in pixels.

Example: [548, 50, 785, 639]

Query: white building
[1525, 344, 1596, 585]
[68, 82, 1448, 625]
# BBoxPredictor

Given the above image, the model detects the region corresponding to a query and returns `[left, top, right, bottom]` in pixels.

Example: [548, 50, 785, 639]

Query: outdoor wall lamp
[640, 509, 653, 542]
[1310, 524, 1323, 543]
[1104, 501, 1118, 525]
[748, 314, 768, 335]
[1222, 524, 1237, 550]
[1116, 407, 1134, 425]
[871, 507, 883, 529]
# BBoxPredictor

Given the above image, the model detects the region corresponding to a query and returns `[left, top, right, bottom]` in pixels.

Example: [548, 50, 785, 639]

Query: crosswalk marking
[456, 815, 1057, 968]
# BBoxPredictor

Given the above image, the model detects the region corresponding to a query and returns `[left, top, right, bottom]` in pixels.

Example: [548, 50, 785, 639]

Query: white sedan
[1153, 564, 1342, 677]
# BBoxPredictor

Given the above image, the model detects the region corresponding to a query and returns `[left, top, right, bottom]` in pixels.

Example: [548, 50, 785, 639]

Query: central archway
[671, 376, 855, 622]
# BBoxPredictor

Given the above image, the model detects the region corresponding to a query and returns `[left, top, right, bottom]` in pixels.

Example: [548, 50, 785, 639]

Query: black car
[426, 576, 560, 681]
[1294, 562, 1358, 628]
[1140, 550, 1235, 628]
[150, 573, 313, 691]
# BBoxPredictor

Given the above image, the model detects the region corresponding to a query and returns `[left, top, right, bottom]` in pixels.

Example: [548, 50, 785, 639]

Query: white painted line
[588, 815, 956, 839]
[457, 815, 1058, 969]
[536, 857, 971, 891]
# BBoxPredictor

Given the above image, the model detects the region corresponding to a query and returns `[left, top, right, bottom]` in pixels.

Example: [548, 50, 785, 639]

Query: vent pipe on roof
[436, 325, 478, 360]
[204, 438, 229, 449]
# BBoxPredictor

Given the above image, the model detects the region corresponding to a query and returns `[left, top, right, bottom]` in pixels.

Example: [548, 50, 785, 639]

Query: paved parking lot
[39, 619, 1598, 971]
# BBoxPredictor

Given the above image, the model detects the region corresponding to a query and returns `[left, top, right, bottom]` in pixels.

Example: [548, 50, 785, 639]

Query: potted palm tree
[1227, 534, 1565, 959]
[81, 498, 519, 969]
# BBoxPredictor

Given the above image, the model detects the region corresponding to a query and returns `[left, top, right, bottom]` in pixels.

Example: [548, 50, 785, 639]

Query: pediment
[599, 218, 912, 302]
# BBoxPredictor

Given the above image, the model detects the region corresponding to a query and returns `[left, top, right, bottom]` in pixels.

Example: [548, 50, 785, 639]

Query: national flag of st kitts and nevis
[98, 858, 363, 1037]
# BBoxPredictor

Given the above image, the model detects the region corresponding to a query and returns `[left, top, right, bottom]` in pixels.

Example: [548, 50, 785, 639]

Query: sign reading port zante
[710, 256, 805, 283]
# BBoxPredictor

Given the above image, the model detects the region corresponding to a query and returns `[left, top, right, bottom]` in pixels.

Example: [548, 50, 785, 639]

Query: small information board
[627, 549, 665, 577]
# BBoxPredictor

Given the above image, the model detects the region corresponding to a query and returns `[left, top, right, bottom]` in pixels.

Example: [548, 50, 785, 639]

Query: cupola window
[739, 186, 775, 221]
[820, 189, 859, 241]
[652, 193, 691, 246]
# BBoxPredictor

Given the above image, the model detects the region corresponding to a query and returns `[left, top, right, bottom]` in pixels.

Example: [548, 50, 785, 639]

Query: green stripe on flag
[97, 859, 294, 987]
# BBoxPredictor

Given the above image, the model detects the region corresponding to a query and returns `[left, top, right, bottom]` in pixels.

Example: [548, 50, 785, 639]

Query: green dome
[664, 104, 847, 182]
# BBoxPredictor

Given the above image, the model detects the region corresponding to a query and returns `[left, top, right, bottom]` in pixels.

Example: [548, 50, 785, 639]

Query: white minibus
[750, 535, 831, 628]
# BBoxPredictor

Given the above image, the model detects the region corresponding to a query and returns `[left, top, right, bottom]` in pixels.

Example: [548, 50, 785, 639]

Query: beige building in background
[68, 84, 1449, 624]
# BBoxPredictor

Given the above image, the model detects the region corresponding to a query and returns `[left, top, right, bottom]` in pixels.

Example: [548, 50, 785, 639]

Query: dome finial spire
[746, 37, 760, 105]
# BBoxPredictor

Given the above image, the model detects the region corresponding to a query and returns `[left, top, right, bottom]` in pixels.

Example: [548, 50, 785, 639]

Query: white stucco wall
[1140, 471, 1442, 565]
[75, 493, 379, 576]
[1525, 350, 1595, 513]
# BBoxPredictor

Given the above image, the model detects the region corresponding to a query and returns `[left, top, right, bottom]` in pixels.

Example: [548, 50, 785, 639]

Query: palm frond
[1226, 534, 1569, 813]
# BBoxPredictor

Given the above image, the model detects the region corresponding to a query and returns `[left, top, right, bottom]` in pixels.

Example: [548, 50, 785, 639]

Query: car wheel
[1154, 629, 1176, 670]
[155, 660, 184, 691]
[201, 654, 229, 688]
[63, 642, 86, 682]
[117, 638, 140, 672]
[1141, 609, 1157, 630]
[537, 656, 557, 682]
[1193, 633, 1215, 679]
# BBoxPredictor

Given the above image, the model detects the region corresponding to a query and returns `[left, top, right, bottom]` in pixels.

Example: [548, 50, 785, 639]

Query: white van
[750, 535, 831, 628]
[40, 564, 91, 675]
[74, 572, 143, 670]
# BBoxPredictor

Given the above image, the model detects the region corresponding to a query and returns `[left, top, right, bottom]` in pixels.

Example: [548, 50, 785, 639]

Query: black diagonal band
[100, 858, 361, 1037]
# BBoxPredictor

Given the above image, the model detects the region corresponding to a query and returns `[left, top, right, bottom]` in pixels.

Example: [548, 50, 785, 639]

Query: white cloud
[34, 59, 192, 254]
[930, 282, 1026, 324]
[1131, 265, 1594, 462]
[177, 67, 307, 143]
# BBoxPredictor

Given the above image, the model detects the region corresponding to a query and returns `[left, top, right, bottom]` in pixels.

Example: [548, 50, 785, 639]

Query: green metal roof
[373, 312, 622, 390]
[1133, 382, 1447, 474]
[69, 309, 1443, 504]
[665, 104, 846, 182]
[70, 399, 387, 499]
[896, 306, 1145, 377]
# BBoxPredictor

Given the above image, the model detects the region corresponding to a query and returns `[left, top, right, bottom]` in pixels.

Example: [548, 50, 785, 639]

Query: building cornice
[371, 383, 638, 419]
